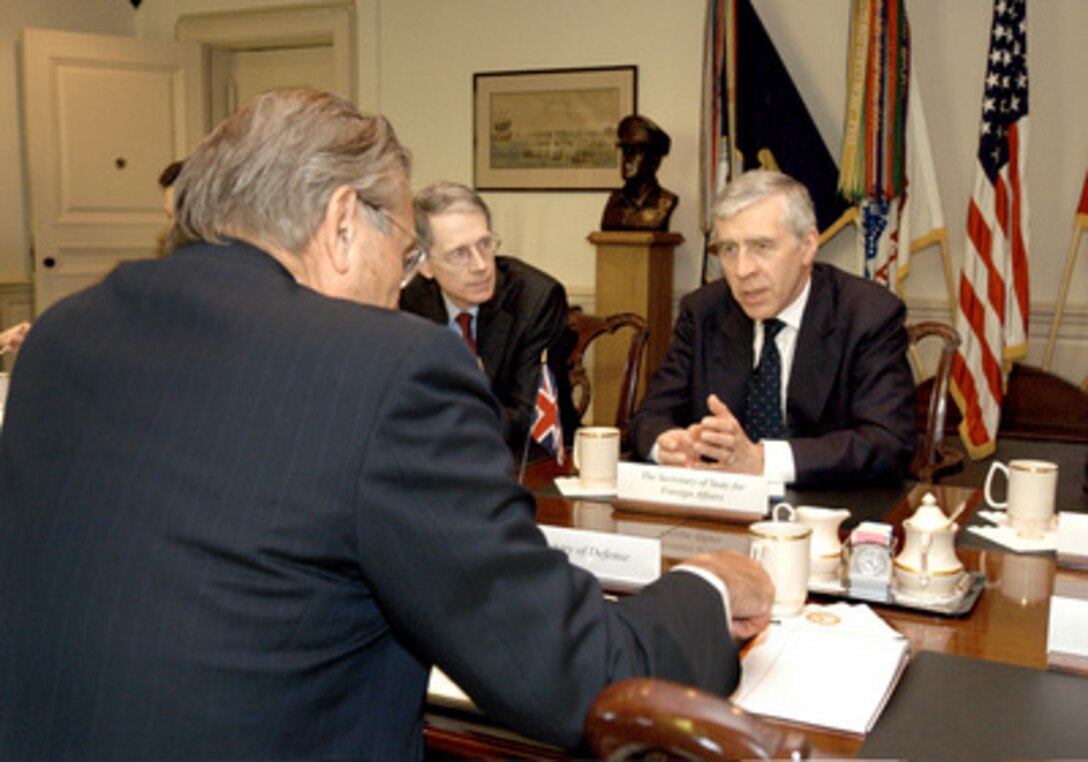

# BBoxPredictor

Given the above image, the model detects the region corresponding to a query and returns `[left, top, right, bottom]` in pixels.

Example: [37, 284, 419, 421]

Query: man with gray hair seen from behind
[630, 169, 915, 487]
[401, 180, 577, 456]
[0, 89, 772, 760]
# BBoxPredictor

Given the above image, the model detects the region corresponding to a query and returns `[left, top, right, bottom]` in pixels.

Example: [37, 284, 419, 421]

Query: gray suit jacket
[630, 263, 915, 485]
[0, 240, 737, 759]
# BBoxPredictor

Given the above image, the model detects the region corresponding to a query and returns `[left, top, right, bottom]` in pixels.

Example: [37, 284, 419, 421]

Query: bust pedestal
[587, 230, 682, 426]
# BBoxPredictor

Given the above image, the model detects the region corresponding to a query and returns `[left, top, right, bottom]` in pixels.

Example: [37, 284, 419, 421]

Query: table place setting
[966, 457, 1060, 552]
[553, 425, 620, 497]
[749, 495, 987, 617]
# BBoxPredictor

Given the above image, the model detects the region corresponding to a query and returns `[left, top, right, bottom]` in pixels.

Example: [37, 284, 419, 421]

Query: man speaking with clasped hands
[630, 169, 916, 487]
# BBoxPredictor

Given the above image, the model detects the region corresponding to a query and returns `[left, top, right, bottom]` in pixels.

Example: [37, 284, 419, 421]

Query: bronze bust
[600, 114, 678, 232]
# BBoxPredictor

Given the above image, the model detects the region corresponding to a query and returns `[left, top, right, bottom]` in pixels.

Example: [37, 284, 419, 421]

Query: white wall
[758, 0, 1088, 382]
[376, 0, 707, 302]
[7, 0, 1088, 383]
[0, 0, 134, 281]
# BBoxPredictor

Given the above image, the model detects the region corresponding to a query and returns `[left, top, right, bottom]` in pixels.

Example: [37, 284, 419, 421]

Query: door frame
[176, 2, 362, 126]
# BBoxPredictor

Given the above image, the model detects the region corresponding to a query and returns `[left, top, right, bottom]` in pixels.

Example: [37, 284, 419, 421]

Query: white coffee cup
[984, 459, 1058, 538]
[573, 426, 620, 490]
[748, 503, 811, 617]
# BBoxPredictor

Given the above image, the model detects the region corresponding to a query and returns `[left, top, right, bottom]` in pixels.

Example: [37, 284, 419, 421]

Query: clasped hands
[655, 394, 764, 475]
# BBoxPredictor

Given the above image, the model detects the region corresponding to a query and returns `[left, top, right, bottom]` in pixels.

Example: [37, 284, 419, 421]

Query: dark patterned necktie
[744, 318, 786, 441]
[455, 312, 477, 355]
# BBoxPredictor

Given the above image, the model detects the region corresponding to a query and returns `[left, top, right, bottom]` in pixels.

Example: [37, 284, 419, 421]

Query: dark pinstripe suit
[0, 240, 737, 759]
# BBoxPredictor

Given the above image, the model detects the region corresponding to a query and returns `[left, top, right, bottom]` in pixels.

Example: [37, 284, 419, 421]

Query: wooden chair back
[908, 321, 964, 482]
[566, 307, 650, 440]
[584, 678, 811, 761]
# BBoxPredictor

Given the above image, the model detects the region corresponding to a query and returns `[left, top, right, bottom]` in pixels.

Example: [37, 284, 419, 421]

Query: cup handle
[983, 462, 1009, 510]
[772, 502, 795, 522]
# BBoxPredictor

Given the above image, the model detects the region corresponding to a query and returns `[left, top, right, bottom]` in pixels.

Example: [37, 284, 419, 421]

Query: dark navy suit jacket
[0, 240, 736, 759]
[630, 263, 915, 485]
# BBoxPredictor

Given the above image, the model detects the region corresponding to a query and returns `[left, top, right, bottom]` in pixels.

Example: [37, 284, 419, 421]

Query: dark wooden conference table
[424, 437, 1088, 760]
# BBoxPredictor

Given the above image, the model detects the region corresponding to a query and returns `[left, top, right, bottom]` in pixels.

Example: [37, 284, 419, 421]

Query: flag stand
[910, 229, 957, 323]
[1042, 215, 1085, 376]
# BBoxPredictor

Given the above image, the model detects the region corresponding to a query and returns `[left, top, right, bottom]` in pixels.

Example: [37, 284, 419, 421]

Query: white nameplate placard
[540, 525, 660, 593]
[616, 462, 768, 517]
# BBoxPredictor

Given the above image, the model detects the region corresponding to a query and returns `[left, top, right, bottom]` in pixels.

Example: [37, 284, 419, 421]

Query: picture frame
[473, 66, 637, 191]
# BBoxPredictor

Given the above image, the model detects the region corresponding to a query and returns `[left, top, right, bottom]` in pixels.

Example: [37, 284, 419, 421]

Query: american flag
[531, 362, 565, 465]
[951, 0, 1030, 459]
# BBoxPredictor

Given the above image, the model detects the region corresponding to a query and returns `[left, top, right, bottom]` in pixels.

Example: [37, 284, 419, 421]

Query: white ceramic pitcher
[795, 506, 850, 583]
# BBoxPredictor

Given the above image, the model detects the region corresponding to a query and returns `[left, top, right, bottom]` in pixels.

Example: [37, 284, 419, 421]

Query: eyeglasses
[431, 235, 500, 269]
[361, 202, 430, 287]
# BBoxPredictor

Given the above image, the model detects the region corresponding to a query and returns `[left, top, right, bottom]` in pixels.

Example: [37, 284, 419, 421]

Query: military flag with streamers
[839, 0, 911, 290]
[950, 0, 1031, 459]
[700, 0, 852, 281]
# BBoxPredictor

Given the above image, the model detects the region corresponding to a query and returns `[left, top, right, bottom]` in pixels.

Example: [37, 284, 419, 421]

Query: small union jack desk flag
[531, 355, 565, 465]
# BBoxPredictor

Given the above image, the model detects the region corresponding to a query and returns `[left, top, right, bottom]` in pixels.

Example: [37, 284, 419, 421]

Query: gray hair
[412, 181, 491, 254]
[168, 89, 411, 255]
[713, 170, 817, 241]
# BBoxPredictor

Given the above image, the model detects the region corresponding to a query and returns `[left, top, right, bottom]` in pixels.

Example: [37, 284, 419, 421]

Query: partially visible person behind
[158, 159, 184, 223]
[0, 321, 30, 356]
[156, 159, 185, 256]
[629, 169, 915, 487]
[401, 181, 577, 455]
[0, 89, 772, 760]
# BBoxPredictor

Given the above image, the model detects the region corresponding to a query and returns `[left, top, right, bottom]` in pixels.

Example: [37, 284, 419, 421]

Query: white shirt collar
[773, 276, 811, 332]
[442, 292, 479, 325]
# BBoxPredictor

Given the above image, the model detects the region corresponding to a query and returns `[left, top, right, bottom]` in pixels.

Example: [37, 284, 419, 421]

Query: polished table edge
[426, 455, 1088, 759]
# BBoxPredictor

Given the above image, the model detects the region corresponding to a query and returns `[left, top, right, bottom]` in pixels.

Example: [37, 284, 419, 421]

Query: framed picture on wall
[473, 66, 637, 191]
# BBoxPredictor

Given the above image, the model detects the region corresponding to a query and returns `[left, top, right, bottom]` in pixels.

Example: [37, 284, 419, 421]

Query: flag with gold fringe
[950, 0, 1031, 459]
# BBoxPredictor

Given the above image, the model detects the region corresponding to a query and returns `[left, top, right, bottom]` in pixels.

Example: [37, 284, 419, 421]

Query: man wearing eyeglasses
[1, 91, 774, 760]
[401, 181, 577, 455]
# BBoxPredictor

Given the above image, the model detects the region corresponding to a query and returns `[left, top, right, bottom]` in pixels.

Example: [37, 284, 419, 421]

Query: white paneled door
[22, 28, 204, 315]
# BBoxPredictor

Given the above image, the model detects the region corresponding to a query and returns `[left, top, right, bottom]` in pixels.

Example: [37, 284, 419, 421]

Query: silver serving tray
[807, 571, 986, 617]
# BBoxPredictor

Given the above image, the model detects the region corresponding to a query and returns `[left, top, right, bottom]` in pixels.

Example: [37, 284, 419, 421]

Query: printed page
[732, 604, 909, 734]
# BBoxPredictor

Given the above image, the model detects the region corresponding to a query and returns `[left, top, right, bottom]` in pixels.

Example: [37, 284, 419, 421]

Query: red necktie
[455, 312, 477, 355]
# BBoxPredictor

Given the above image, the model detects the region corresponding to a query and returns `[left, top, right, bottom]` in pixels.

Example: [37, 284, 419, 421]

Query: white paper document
[1057, 512, 1088, 568]
[732, 603, 909, 735]
[1048, 573, 1088, 673]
